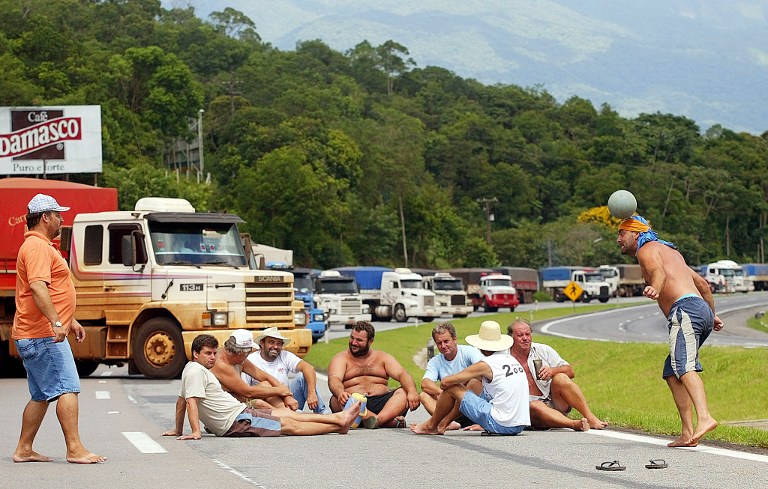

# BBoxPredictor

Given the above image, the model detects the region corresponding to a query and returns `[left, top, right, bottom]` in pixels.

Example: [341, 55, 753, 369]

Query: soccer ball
[607, 190, 637, 219]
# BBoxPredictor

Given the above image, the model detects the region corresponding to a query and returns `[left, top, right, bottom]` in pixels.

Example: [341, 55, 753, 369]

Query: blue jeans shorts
[15, 337, 81, 402]
[460, 391, 524, 435]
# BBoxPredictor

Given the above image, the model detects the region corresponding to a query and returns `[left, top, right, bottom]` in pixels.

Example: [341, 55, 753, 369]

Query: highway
[1, 293, 766, 488]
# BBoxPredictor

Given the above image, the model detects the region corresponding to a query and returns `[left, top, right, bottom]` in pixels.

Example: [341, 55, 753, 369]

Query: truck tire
[133, 318, 186, 379]
[580, 293, 592, 303]
[393, 304, 408, 322]
[75, 360, 100, 377]
[482, 299, 498, 313]
[598, 297, 609, 303]
[453, 314, 468, 318]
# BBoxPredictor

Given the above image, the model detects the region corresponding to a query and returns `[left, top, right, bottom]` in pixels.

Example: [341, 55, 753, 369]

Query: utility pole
[477, 197, 498, 244]
[197, 109, 205, 182]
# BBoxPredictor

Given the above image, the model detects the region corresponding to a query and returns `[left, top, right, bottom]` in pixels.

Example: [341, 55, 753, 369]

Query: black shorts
[366, 389, 408, 416]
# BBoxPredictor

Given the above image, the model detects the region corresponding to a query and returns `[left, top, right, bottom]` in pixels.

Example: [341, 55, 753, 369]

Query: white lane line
[95, 390, 111, 400]
[122, 432, 167, 454]
[212, 459, 266, 487]
[317, 373, 328, 381]
[100, 371, 113, 376]
[588, 429, 768, 463]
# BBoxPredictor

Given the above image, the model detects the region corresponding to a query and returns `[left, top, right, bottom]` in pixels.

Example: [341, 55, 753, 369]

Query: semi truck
[608, 264, 646, 297]
[421, 272, 473, 318]
[334, 266, 440, 322]
[701, 260, 750, 293]
[441, 268, 520, 312]
[268, 265, 328, 343]
[0, 179, 311, 379]
[742, 263, 768, 291]
[539, 266, 611, 303]
[492, 266, 539, 303]
[314, 270, 371, 328]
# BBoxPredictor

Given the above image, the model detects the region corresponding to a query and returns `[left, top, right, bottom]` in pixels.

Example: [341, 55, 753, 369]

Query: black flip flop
[596, 460, 626, 471]
[645, 459, 668, 469]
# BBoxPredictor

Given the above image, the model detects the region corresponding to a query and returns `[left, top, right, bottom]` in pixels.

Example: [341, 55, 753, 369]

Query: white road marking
[100, 371, 113, 376]
[212, 459, 266, 487]
[122, 432, 167, 454]
[588, 429, 768, 463]
[95, 390, 111, 399]
[317, 372, 328, 381]
[107, 411, 120, 414]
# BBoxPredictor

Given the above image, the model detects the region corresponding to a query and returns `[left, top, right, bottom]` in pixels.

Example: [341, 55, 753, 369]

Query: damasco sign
[0, 106, 102, 175]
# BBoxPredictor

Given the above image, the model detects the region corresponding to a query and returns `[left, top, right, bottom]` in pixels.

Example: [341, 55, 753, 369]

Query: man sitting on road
[508, 318, 607, 431]
[328, 321, 420, 428]
[242, 327, 328, 413]
[210, 329, 294, 409]
[421, 322, 483, 430]
[163, 334, 360, 439]
[411, 321, 530, 435]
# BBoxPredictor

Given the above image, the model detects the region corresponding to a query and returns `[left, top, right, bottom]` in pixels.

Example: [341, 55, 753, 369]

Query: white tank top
[481, 351, 531, 427]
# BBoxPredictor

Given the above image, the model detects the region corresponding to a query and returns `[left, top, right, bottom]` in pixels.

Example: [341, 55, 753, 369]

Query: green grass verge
[747, 313, 768, 334]
[306, 305, 768, 449]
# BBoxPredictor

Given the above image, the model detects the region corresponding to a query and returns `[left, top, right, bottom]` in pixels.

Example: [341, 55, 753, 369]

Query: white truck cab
[314, 270, 371, 327]
[422, 272, 472, 318]
[380, 268, 440, 322]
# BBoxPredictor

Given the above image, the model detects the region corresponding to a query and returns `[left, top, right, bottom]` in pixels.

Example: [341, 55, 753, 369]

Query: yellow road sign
[563, 281, 584, 302]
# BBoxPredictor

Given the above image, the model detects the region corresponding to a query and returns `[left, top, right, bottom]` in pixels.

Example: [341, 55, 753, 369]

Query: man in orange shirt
[12, 194, 106, 464]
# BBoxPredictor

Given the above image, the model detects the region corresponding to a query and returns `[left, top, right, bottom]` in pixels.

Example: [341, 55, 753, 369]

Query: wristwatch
[53, 321, 62, 329]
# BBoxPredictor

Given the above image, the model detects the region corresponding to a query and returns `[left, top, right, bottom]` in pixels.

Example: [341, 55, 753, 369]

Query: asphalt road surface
[2, 293, 767, 488]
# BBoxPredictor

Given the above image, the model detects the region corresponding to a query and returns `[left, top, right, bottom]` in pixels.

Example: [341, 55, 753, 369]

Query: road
[2, 293, 767, 488]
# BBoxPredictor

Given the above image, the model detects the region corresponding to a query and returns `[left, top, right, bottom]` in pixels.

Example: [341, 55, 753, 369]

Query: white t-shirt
[423, 344, 483, 381]
[242, 350, 302, 386]
[180, 361, 245, 436]
[481, 351, 530, 427]
[528, 342, 569, 399]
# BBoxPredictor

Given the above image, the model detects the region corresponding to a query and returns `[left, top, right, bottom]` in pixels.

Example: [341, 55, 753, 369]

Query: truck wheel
[133, 318, 186, 379]
[75, 360, 100, 377]
[599, 297, 609, 303]
[393, 304, 408, 322]
[482, 299, 498, 313]
[581, 293, 592, 303]
[453, 314, 468, 319]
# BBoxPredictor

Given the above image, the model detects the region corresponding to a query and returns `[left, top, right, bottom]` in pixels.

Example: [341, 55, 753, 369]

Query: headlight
[294, 311, 307, 325]
[362, 305, 370, 314]
[313, 313, 324, 322]
[202, 311, 228, 327]
[328, 308, 337, 315]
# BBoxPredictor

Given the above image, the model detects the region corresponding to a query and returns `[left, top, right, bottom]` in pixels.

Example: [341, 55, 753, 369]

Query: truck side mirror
[122, 235, 136, 267]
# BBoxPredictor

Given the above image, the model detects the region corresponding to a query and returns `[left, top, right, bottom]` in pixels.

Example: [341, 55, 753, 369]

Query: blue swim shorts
[15, 337, 81, 402]
[460, 391, 524, 435]
[662, 295, 714, 379]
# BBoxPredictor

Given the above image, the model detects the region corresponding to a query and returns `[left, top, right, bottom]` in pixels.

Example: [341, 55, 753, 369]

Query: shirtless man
[618, 215, 724, 447]
[210, 330, 295, 410]
[508, 318, 606, 431]
[328, 321, 420, 428]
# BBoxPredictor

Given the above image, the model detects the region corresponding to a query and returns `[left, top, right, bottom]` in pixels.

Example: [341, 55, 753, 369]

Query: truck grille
[340, 298, 362, 314]
[245, 281, 295, 325]
[423, 296, 434, 307]
[450, 295, 465, 305]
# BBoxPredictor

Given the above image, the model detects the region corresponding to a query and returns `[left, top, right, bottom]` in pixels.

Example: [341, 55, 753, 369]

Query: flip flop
[362, 415, 378, 429]
[596, 460, 626, 471]
[645, 459, 668, 469]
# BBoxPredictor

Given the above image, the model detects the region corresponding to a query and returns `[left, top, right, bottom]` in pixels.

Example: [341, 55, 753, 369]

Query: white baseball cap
[27, 194, 70, 214]
[230, 329, 256, 351]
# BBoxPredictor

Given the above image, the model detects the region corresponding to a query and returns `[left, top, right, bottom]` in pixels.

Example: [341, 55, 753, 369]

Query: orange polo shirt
[12, 231, 77, 339]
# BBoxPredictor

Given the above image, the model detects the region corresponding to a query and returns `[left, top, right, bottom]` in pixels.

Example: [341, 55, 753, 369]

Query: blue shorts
[460, 391, 524, 435]
[663, 295, 714, 379]
[15, 337, 80, 402]
[224, 407, 281, 437]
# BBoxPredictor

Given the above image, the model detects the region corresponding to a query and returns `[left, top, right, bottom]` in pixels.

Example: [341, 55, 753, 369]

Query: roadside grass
[747, 314, 768, 334]
[305, 305, 768, 449]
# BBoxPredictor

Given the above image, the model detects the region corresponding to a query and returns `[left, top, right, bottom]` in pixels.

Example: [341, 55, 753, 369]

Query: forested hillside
[2, 0, 767, 269]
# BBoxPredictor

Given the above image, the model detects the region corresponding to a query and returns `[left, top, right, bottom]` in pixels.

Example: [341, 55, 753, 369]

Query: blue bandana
[629, 215, 677, 250]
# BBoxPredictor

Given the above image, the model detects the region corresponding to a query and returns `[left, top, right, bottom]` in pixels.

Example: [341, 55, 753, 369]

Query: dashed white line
[95, 390, 111, 400]
[212, 459, 267, 487]
[122, 432, 167, 453]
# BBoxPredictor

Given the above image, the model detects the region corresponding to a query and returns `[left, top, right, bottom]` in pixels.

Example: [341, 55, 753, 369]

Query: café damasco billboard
[0, 105, 102, 175]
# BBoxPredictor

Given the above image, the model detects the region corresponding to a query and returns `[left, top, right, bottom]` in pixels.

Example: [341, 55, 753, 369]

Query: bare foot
[667, 433, 696, 447]
[410, 422, 440, 435]
[462, 424, 484, 432]
[13, 451, 52, 463]
[67, 452, 107, 464]
[339, 400, 362, 434]
[687, 417, 718, 446]
[575, 418, 590, 432]
[587, 416, 608, 429]
[445, 421, 462, 431]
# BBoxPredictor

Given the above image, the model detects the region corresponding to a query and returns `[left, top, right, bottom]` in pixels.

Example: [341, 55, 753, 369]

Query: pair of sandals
[596, 459, 668, 471]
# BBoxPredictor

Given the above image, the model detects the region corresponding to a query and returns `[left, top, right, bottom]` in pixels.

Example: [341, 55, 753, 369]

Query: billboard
[0, 105, 102, 175]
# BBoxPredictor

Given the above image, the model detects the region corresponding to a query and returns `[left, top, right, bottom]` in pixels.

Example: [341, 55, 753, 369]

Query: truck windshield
[433, 279, 464, 291]
[600, 269, 618, 279]
[485, 279, 512, 287]
[149, 222, 247, 267]
[317, 279, 358, 294]
[294, 276, 314, 293]
[400, 279, 422, 289]
[584, 273, 604, 282]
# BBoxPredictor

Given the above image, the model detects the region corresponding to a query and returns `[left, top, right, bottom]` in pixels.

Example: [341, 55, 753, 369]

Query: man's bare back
[637, 241, 704, 315]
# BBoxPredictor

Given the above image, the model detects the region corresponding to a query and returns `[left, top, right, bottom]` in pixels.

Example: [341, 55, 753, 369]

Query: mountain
[167, 0, 768, 134]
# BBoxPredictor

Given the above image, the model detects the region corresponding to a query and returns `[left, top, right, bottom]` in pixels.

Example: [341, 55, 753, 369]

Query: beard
[349, 343, 370, 357]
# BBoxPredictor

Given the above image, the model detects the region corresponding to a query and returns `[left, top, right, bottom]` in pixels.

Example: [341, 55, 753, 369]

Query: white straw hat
[466, 321, 513, 352]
